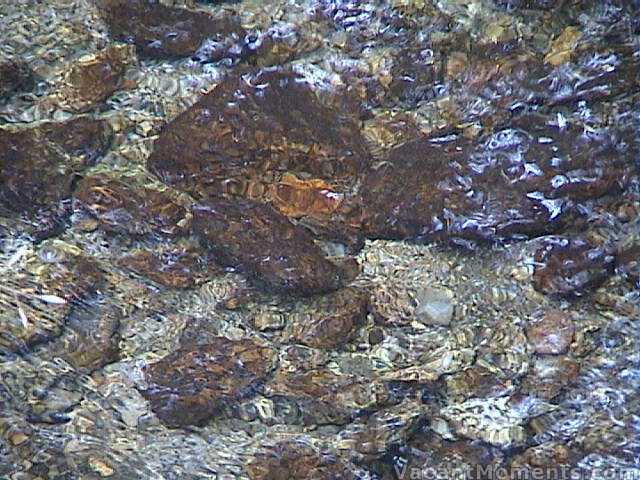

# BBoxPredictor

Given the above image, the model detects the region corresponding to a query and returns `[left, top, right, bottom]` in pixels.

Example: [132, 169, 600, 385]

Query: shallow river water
[1, 0, 639, 478]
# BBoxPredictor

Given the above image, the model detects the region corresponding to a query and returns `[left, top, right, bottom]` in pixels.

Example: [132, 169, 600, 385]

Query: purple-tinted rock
[141, 337, 277, 427]
[0, 118, 112, 213]
[192, 198, 352, 296]
[99, 0, 245, 59]
[533, 237, 615, 296]
[526, 310, 575, 355]
[356, 113, 636, 243]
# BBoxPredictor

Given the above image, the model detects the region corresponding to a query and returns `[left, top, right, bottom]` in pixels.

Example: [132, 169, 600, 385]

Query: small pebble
[415, 287, 455, 326]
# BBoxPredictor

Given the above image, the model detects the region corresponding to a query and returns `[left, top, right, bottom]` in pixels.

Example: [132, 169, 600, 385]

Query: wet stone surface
[1, 0, 640, 478]
[0, 118, 112, 214]
[357, 114, 637, 243]
[74, 170, 189, 237]
[0, 57, 34, 100]
[141, 337, 277, 427]
[247, 440, 358, 480]
[53, 43, 137, 113]
[192, 198, 353, 295]
[533, 237, 616, 296]
[99, 0, 245, 59]
[148, 68, 369, 212]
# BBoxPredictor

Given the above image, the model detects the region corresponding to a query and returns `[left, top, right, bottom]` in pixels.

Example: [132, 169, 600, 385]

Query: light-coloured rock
[415, 287, 455, 326]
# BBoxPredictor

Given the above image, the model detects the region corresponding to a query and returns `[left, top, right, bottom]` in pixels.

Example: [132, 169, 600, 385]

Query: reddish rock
[99, 0, 245, 59]
[0, 118, 112, 213]
[526, 310, 575, 355]
[192, 199, 351, 296]
[74, 173, 188, 236]
[0, 58, 34, 99]
[140, 337, 277, 427]
[533, 237, 615, 296]
[284, 287, 369, 349]
[356, 114, 636, 243]
[57, 44, 136, 112]
[247, 441, 356, 480]
[117, 246, 220, 289]
[522, 356, 580, 400]
[147, 68, 368, 203]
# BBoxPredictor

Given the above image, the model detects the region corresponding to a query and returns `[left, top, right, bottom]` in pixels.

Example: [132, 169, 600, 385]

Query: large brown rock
[0, 118, 112, 213]
[356, 113, 636, 243]
[117, 246, 221, 289]
[148, 68, 369, 203]
[55, 44, 136, 112]
[192, 199, 352, 296]
[140, 337, 277, 427]
[99, 0, 245, 59]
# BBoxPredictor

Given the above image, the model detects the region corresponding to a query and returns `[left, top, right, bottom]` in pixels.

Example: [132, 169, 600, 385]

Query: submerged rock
[54, 44, 136, 112]
[0, 58, 34, 100]
[247, 441, 357, 480]
[357, 113, 636, 243]
[74, 171, 188, 236]
[526, 310, 575, 355]
[284, 286, 369, 349]
[0, 118, 112, 215]
[192, 199, 351, 296]
[141, 337, 277, 427]
[99, 0, 245, 59]
[0, 244, 105, 354]
[117, 245, 220, 289]
[533, 237, 615, 296]
[522, 356, 580, 400]
[414, 287, 455, 326]
[51, 304, 121, 372]
[265, 366, 386, 425]
[148, 68, 368, 206]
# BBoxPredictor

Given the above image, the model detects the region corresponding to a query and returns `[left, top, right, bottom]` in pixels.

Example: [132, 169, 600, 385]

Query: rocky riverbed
[1, 0, 639, 478]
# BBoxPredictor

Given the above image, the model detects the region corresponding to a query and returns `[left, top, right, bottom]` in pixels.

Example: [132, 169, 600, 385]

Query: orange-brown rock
[247, 441, 356, 480]
[0, 118, 112, 213]
[284, 287, 369, 349]
[57, 44, 136, 112]
[74, 172, 188, 236]
[192, 199, 351, 296]
[147, 68, 369, 203]
[269, 173, 343, 220]
[99, 0, 245, 59]
[526, 310, 575, 355]
[140, 337, 277, 427]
